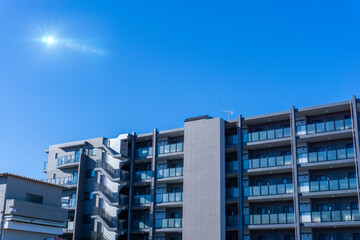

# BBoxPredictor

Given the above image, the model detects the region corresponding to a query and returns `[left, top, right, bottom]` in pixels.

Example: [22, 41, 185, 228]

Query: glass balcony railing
[226, 161, 238, 171]
[62, 198, 76, 209]
[43, 161, 48, 170]
[155, 218, 182, 229]
[64, 221, 74, 232]
[157, 167, 183, 179]
[226, 188, 239, 198]
[136, 147, 153, 157]
[301, 210, 360, 223]
[226, 215, 238, 226]
[243, 127, 291, 143]
[246, 213, 295, 225]
[297, 119, 352, 136]
[299, 178, 357, 193]
[226, 135, 238, 146]
[156, 192, 183, 203]
[158, 142, 184, 155]
[244, 183, 294, 197]
[135, 170, 152, 181]
[57, 154, 79, 167]
[133, 195, 151, 205]
[298, 148, 355, 164]
[42, 176, 78, 186]
[244, 155, 292, 170]
[132, 219, 150, 229]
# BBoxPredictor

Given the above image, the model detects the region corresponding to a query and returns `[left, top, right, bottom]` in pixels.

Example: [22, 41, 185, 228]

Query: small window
[82, 214, 92, 224]
[84, 192, 94, 201]
[55, 153, 58, 159]
[88, 148, 96, 156]
[26, 193, 43, 204]
[86, 169, 95, 178]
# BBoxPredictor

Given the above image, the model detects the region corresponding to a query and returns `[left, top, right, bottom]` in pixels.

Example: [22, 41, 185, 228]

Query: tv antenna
[221, 110, 234, 120]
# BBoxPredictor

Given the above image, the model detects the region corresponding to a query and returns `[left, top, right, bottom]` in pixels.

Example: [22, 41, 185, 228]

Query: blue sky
[0, 1, 359, 179]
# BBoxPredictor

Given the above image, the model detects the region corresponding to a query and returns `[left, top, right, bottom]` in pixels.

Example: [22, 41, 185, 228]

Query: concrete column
[127, 133, 136, 240]
[237, 115, 244, 240]
[351, 96, 360, 190]
[73, 150, 86, 240]
[290, 107, 301, 240]
[149, 129, 158, 240]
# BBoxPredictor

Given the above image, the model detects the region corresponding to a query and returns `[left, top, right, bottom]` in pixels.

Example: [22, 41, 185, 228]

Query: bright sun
[42, 36, 55, 45]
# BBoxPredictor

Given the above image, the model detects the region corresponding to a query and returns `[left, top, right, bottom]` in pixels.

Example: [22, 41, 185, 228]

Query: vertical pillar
[127, 133, 136, 240]
[237, 115, 244, 240]
[290, 106, 301, 240]
[73, 149, 86, 240]
[149, 129, 158, 240]
[351, 96, 360, 190]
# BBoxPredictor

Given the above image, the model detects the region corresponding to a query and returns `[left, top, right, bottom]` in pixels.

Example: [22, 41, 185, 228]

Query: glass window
[26, 193, 43, 204]
[55, 153, 58, 159]
[86, 169, 95, 178]
[88, 148, 96, 156]
[84, 192, 94, 200]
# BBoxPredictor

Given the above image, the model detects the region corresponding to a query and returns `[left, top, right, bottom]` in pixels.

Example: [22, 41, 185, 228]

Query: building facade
[0, 173, 68, 240]
[43, 96, 360, 240]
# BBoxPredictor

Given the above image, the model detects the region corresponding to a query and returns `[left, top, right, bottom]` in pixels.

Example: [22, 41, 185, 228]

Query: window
[55, 153, 58, 159]
[86, 169, 95, 178]
[82, 214, 92, 224]
[88, 148, 96, 156]
[26, 193, 43, 204]
[84, 192, 94, 201]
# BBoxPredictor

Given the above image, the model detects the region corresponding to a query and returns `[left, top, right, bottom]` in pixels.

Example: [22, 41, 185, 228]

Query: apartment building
[0, 173, 68, 240]
[42, 96, 360, 240]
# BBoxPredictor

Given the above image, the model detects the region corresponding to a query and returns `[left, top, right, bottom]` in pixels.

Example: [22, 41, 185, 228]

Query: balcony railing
[156, 192, 183, 203]
[136, 147, 153, 157]
[92, 207, 125, 230]
[297, 119, 352, 136]
[226, 161, 238, 171]
[91, 231, 109, 240]
[64, 221, 74, 232]
[135, 170, 152, 181]
[246, 213, 295, 225]
[95, 161, 129, 181]
[226, 188, 239, 198]
[157, 167, 183, 179]
[244, 155, 292, 170]
[244, 183, 293, 197]
[57, 154, 79, 167]
[94, 183, 129, 205]
[243, 127, 291, 143]
[62, 198, 76, 209]
[298, 148, 355, 164]
[132, 219, 150, 229]
[226, 215, 238, 226]
[301, 210, 360, 223]
[43, 161, 48, 170]
[42, 176, 78, 186]
[155, 218, 182, 228]
[158, 142, 184, 155]
[299, 178, 357, 193]
[226, 135, 238, 146]
[133, 194, 151, 205]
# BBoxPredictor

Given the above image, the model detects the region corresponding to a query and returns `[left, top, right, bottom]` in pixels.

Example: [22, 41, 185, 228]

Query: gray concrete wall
[3, 229, 57, 240]
[183, 117, 225, 240]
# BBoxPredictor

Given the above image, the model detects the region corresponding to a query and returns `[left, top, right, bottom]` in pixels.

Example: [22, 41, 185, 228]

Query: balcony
[42, 176, 78, 187]
[226, 215, 238, 227]
[301, 210, 360, 224]
[57, 154, 79, 168]
[94, 183, 129, 207]
[95, 161, 129, 182]
[244, 155, 292, 170]
[61, 198, 76, 209]
[133, 194, 151, 206]
[244, 183, 293, 199]
[136, 147, 153, 158]
[158, 142, 184, 155]
[246, 213, 294, 225]
[43, 161, 48, 172]
[157, 167, 183, 179]
[243, 127, 291, 143]
[226, 135, 238, 147]
[226, 161, 238, 172]
[91, 231, 109, 240]
[92, 207, 126, 231]
[298, 148, 355, 164]
[135, 170, 152, 181]
[156, 192, 183, 204]
[63, 221, 74, 233]
[226, 188, 239, 199]
[132, 219, 150, 230]
[299, 178, 358, 194]
[297, 119, 352, 136]
[155, 218, 182, 229]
